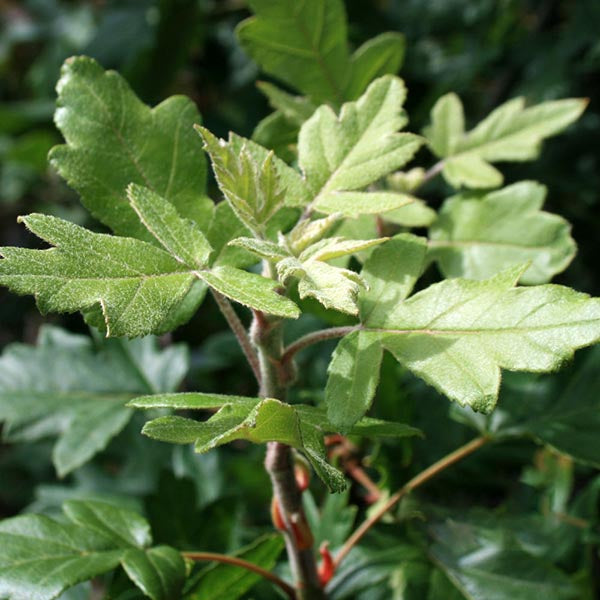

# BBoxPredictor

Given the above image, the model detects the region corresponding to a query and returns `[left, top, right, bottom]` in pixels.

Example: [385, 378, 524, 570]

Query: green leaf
[0, 214, 198, 337]
[428, 519, 578, 600]
[0, 500, 185, 600]
[184, 535, 284, 600]
[424, 94, 587, 189]
[422, 93, 464, 158]
[483, 347, 600, 468]
[121, 546, 186, 600]
[0, 326, 187, 476]
[63, 500, 151, 548]
[200, 266, 300, 319]
[228, 237, 289, 262]
[299, 76, 423, 214]
[130, 393, 419, 492]
[429, 181, 576, 284]
[237, 0, 349, 104]
[227, 132, 311, 208]
[275, 234, 387, 316]
[314, 190, 417, 217]
[0, 213, 298, 333]
[365, 265, 600, 412]
[256, 81, 317, 125]
[344, 32, 406, 100]
[127, 184, 212, 268]
[206, 202, 255, 268]
[326, 330, 383, 431]
[384, 199, 436, 227]
[360, 234, 428, 327]
[49, 56, 212, 240]
[198, 127, 286, 233]
[278, 257, 366, 315]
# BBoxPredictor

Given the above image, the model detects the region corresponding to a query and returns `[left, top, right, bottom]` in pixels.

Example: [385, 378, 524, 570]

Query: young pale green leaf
[198, 127, 285, 233]
[275, 234, 386, 316]
[237, 0, 349, 104]
[359, 234, 428, 327]
[131, 394, 419, 492]
[228, 132, 310, 208]
[372, 266, 600, 412]
[299, 76, 423, 214]
[200, 266, 300, 319]
[428, 519, 578, 600]
[287, 214, 342, 255]
[183, 535, 284, 600]
[325, 330, 383, 431]
[127, 184, 212, 268]
[301, 237, 386, 262]
[429, 181, 576, 284]
[0, 326, 187, 476]
[49, 56, 212, 241]
[228, 237, 290, 262]
[0, 500, 185, 600]
[0, 214, 197, 337]
[278, 257, 366, 315]
[425, 94, 587, 189]
[384, 200, 437, 227]
[422, 92, 464, 157]
[314, 190, 417, 217]
[344, 32, 405, 100]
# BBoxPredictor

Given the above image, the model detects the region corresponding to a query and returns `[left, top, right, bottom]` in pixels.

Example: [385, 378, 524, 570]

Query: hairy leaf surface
[298, 76, 423, 215]
[49, 56, 212, 240]
[429, 181, 576, 284]
[425, 93, 587, 188]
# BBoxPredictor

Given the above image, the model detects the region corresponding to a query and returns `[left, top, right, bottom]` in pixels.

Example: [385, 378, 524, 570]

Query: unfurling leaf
[277, 235, 387, 316]
[424, 93, 587, 188]
[198, 127, 286, 233]
[429, 181, 576, 284]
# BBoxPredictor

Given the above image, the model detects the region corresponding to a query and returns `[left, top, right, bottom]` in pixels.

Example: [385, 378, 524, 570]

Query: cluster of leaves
[0, 0, 599, 599]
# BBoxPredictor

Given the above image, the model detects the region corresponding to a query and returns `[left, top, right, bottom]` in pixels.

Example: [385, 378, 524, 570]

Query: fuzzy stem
[334, 435, 489, 569]
[211, 289, 261, 385]
[421, 159, 444, 185]
[182, 550, 296, 599]
[281, 326, 359, 365]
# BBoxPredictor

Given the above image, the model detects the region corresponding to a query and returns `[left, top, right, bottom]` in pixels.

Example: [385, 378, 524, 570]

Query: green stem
[183, 550, 296, 599]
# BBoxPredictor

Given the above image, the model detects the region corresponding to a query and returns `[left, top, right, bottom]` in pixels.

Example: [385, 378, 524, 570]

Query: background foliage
[1, 0, 599, 598]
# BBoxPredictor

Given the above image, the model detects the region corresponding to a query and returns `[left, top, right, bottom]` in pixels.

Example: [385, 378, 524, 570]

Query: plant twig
[281, 326, 359, 364]
[334, 435, 489, 569]
[421, 160, 444, 186]
[211, 289, 261, 385]
[182, 550, 296, 599]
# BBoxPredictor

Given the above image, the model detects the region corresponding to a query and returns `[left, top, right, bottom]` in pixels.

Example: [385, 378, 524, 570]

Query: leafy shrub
[0, 1, 599, 599]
